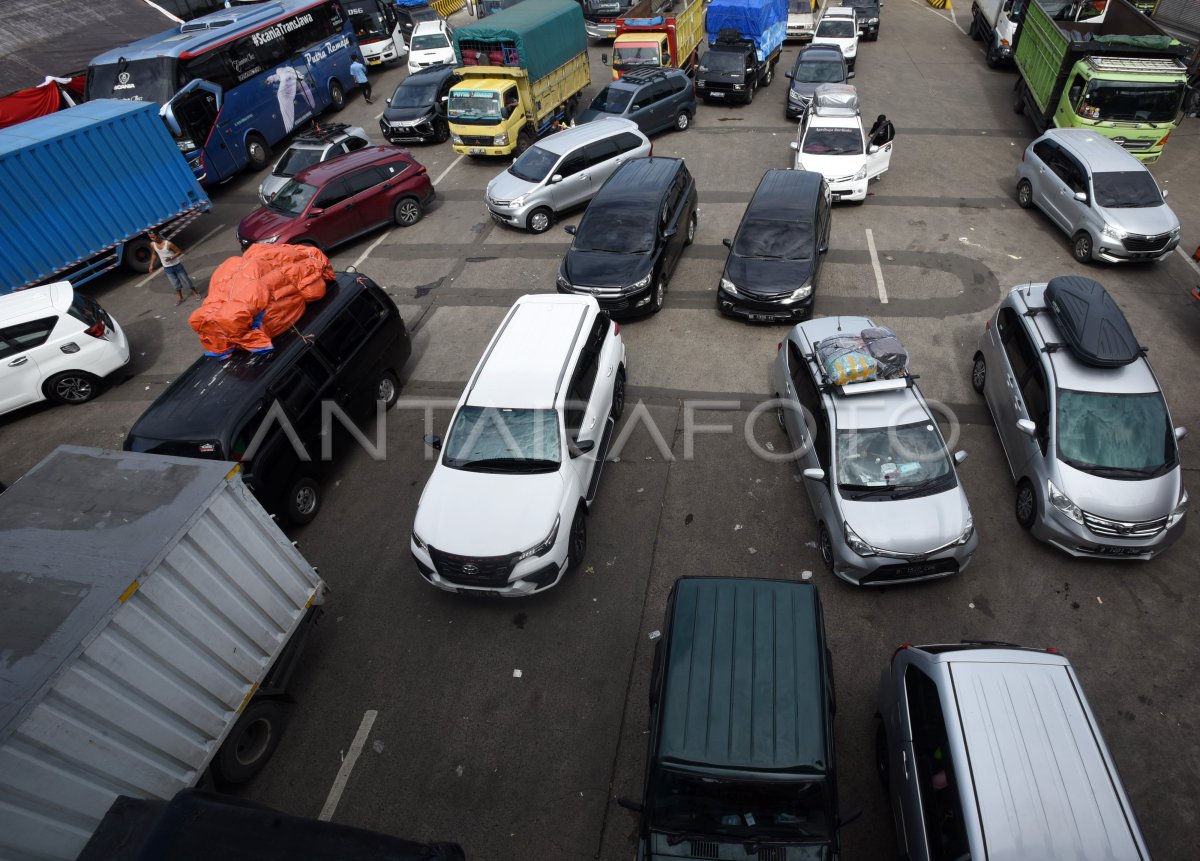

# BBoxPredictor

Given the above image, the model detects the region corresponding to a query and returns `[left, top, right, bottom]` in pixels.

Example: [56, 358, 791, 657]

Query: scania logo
[461, 563, 479, 576]
[118, 72, 131, 84]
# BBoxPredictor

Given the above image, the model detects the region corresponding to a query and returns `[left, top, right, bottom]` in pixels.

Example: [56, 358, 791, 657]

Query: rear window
[67, 292, 105, 327]
[126, 437, 225, 459]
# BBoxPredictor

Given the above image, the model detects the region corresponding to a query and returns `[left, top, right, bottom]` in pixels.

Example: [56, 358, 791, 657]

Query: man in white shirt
[149, 232, 202, 306]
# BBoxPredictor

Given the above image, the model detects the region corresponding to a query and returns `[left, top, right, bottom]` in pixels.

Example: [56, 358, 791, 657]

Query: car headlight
[412, 531, 429, 553]
[1167, 489, 1188, 528]
[852, 166, 867, 181]
[517, 515, 560, 561]
[720, 276, 739, 296]
[954, 515, 975, 546]
[844, 523, 876, 557]
[259, 234, 281, 244]
[1170, 225, 1181, 237]
[451, 132, 463, 144]
[733, 84, 744, 90]
[494, 131, 509, 146]
[509, 192, 529, 208]
[1101, 223, 1128, 240]
[788, 89, 805, 104]
[868, 16, 879, 22]
[557, 272, 572, 290]
[1048, 480, 1083, 525]
[788, 282, 812, 301]
[627, 273, 652, 292]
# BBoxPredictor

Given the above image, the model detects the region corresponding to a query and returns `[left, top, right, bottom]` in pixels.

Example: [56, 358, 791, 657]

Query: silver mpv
[772, 316, 977, 585]
[972, 276, 1187, 559]
[1015, 128, 1181, 264]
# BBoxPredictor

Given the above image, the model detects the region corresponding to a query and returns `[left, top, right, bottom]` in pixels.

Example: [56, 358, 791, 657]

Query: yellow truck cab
[610, 0, 706, 79]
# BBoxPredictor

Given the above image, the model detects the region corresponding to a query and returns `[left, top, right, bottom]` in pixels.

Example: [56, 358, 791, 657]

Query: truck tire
[745, 81, 755, 104]
[970, 13, 982, 40]
[763, 62, 775, 87]
[1012, 82, 1025, 115]
[214, 699, 287, 785]
[986, 41, 1002, 68]
[514, 130, 533, 157]
[122, 235, 154, 273]
[245, 133, 271, 171]
[285, 475, 321, 525]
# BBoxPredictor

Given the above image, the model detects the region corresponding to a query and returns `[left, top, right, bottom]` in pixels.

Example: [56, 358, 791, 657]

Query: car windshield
[1077, 80, 1184, 123]
[842, 0, 875, 7]
[700, 50, 744, 72]
[734, 219, 814, 260]
[789, 0, 813, 11]
[268, 180, 317, 215]
[443, 406, 561, 471]
[589, 86, 634, 113]
[508, 145, 559, 183]
[1092, 171, 1164, 209]
[274, 147, 324, 177]
[816, 20, 855, 37]
[575, 205, 656, 253]
[412, 33, 449, 50]
[651, 770, 830, 840]
[391, 79, 441, 107]
[802, 127, 863, 155]
[794, 59, 844, 83]
[837, 421, 955, 497]
[1057, 389, 1177, 477]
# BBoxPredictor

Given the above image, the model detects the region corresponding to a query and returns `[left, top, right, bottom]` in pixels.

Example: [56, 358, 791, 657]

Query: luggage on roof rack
[1043, 275, 1142, 368]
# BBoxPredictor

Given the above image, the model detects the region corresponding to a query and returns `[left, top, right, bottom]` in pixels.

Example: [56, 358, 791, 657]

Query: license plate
[899, 563, 939, 577]
[748, 313, 782, 322]
[368, 57, 382, 65]
[469, 147, 487, 155]
[710, 92, 724, 98]
[1096, 545, 1144, 557]
[457, 587, 501, 596]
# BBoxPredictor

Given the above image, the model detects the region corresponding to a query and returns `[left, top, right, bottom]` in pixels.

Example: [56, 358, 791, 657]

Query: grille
[1083, 512, 1168, 538]
[1121, 232, 1172, 253]
[428, 546, 515, 586]
[488, 196, 511, 206]
[758, 849, 786, 861]
[459, 135, 495, 146]
[688, 842, 718, 860]
[1114, 137, 1153, 151]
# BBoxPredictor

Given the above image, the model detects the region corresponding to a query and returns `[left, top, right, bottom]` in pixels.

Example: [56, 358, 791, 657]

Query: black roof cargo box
[1044, 276, 1141, 368]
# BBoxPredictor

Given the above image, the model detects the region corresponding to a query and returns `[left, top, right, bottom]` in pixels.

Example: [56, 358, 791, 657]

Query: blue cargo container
[0, 100, 211, 295]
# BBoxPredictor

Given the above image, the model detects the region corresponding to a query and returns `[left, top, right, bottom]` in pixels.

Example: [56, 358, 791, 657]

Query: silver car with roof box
[773, 315, 977, 585]
[484, 118, 651, 234]
[972, 275, 1187, 559]
[877, 641, 1152, 861]
[1016, 128, 1181, 263]
[258, 123, 370, 205]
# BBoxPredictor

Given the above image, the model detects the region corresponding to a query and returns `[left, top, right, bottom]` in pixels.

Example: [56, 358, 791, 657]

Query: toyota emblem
[118, 72, 131, 85]
[461, 563, 479, 576]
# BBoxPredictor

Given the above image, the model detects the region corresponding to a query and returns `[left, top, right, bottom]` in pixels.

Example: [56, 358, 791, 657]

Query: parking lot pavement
[1, 0, 1199, 857]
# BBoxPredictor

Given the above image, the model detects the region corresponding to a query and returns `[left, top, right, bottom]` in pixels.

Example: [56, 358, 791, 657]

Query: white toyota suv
[411, 294, 627, 596]
[790, 83, 894, 203]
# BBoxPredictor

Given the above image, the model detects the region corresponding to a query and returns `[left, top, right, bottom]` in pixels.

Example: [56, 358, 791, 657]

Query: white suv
[407, 20, 456, 75]
[411, 294, 626, 596]
[0, 282, 130, 416]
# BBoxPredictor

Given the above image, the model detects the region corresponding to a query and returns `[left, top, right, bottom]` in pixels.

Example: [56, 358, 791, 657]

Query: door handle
[901, 749, 909, 780]
[8, 356, 28, 367]
[588, 416, 596, 429]
[579, 173, 589, 180]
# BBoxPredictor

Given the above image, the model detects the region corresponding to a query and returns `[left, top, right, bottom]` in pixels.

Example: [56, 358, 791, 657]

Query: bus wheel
[246, 134, 271, 171]
[329, 80, 346, 112]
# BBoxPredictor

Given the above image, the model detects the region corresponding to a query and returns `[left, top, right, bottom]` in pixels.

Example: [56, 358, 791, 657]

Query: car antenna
[837, 316, 842, 332]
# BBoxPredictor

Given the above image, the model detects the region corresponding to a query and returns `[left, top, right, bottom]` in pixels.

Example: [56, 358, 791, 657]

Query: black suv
[395, 2, 441, 44]
[718, 169, 831, 323]
[785, 44, 851, 120]
[557, 157, 699, 316]
[841, 0, 880, 40]
[125, 273, 411, 526]
[577, 68, 697, 135]
[380, 64, 458, 144]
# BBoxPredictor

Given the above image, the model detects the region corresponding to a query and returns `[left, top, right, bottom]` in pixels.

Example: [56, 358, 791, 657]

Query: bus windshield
[86, 57, 179, 104]
[349, 8, 389, 40]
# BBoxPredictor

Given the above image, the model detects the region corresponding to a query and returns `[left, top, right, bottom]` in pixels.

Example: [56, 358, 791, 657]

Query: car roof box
[813, 83, 858, 116]
[1044, 276, 1141, 368]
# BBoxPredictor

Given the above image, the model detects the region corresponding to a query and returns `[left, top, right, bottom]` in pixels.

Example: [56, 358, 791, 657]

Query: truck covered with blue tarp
[695, 0, 786, 103]
[0, 100, 210, 294]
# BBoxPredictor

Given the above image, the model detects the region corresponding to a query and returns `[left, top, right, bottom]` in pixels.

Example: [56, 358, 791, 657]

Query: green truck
[1012, 0, 1190, 164]
[448, 0, 591, 157]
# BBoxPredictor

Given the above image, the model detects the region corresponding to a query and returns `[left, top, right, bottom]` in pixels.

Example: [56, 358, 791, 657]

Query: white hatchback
[812, 7, 859, 70]
[0, 282, 130, 415]
[791, 83, 894, 202]
[407, 20, 456, 75]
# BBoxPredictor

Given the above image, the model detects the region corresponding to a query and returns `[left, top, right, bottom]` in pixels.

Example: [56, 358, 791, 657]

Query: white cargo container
[0, 446, 325, 861]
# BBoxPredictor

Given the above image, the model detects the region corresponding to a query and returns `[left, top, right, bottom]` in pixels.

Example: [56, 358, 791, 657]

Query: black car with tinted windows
[381, 64, 458, 143]
[395, 2, 441, 44]
[840, 0, 880, 39]
[124, 273, 411, 526]
[785, 43, 850, 120]
[556, 157, 698, 316]
[718, 169, 831, 323]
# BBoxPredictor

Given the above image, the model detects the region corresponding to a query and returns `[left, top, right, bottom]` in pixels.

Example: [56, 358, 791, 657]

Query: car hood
[1055, 460, 1181, 522]
[1095, 203, 1180, 238]
[487, 169, 539, 201]
[383, 104, 435, 123]
[790, 79, 823, 98]
[259, 174, 289, 202]
[238, 205, 298, 240]
[411, 48, 453, 64]
[577, 108, 621, 125]
[724, 254, 816, 294]
[415, 466, 565, 556]
[564, 249, 653, 288]
[796, 151, 866, 179]
[841, 485, 971, 554]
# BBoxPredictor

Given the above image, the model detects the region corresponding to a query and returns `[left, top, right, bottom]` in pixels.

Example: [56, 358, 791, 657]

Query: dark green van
[623, 577, 846, 859]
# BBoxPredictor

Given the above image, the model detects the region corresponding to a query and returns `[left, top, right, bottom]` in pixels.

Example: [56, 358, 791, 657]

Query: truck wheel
[527, 207, 553, 234]
[745, 82, 755, 104]
[986, 41, 1002, 68]
[329, 80, 346, 112]
[122, 236, 154, 273]
[1012, 82, 1025, 115]
[970, 14, 982, 40]
[285, 475, 321, 525]
[675, 110, 690, 131]
[214, 699, 287, 785]
[245, 134, 271, 171]
[44, 371, 99, 405]
[763, 63, 775, 87]
[514, 130, 533, 157]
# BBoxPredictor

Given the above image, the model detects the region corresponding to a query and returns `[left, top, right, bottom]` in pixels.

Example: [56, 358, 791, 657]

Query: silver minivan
[877, 641, 1152, 861]
[484, 118, 651, 234]
[1015, 128, 1181, 263]
[972, 276, 1187, 559]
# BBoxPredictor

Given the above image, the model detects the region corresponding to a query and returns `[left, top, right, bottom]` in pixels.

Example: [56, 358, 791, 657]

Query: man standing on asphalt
[350, 55, 373, 103]
[148, 232, 202, 306]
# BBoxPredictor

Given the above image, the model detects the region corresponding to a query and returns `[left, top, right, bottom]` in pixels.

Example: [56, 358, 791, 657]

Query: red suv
[237, 146, 435, 251]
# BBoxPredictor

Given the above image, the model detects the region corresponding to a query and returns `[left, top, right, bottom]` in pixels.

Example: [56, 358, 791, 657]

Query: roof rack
[805, 351, 917, 396]
[293, 121, 355, 143]
[618, 68, 675, 84]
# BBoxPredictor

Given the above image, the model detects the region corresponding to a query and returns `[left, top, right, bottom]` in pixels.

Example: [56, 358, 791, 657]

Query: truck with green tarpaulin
[448, 0, 591, 157]
[1012, 0, 1190, 163]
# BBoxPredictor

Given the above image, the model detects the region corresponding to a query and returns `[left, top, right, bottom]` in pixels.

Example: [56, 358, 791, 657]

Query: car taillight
[613, 321, 620, 335]
[985, 318, 991, 332]
[416, 165, 428, 175]
[777, 341, 782, 351]
[890, 643, 911, 665]
[1046, 646, 1059, 653]
[84, 321, 105, 338]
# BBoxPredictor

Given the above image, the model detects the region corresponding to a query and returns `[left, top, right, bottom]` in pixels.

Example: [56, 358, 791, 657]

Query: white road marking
[354, 229, 394, 269]
[865, 228, 888, 304]
[432, 153, 464, 186]
[134, 222, 226, 287]
[1175, 246, 1200, 278]
[319, 709, 378, 821]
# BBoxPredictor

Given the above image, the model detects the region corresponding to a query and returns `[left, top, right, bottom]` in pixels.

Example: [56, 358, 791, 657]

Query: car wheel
[651, 276, 666, 313]
[213, 699, 286, 786]
[675, 110, 691, 131]
[611, 368, 626, 420]
[746, 82, 755, 104]
[527, 207, 553, 234]
[776, 398, 787, 431]
[684, 211, 697, 246]
[970, 354, 986, 394]
[986, 42, 1002, 68]
[285, 475, 321, 526]
[1012, 82, 1025, 115]
[514, 130, 533, 157]
[435, 118, 450, 143]
[1071, 231, 1094, 264]
[394, 198, 423, 227]
[1016, 179, 1034, 209]
[567, 506, 587, 570]
[122, 236, 154, 273]
[376, 370, 400, 409]
[818, 523, 834, 572]
[45, 371, 99, 405]
[245, 133, 271, 171]
[1015, 479, 1037, 530]
[329, 80, 346, 112]
[875, 722, 889, 786]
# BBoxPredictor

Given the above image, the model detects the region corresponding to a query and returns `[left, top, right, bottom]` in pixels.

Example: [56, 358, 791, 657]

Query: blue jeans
[164, 263, 195, 293]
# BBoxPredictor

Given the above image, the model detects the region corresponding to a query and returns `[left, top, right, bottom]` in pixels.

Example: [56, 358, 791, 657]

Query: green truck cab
[621, 577, 853, 860]
[1012, 0, 1189, 164]
[447, 0, 591, 157]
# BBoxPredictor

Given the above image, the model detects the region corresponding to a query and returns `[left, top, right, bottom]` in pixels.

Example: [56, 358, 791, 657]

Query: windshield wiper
[665, 830, 723, 847]
[457, 457, 558, 472]
[890, 474, 951, 499]
[839, 483, 894, 499]
[1085, 464, 1158, 478]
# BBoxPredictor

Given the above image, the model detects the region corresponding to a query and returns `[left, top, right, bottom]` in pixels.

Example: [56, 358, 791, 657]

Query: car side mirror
[790, 141, 799, 151]
[616, 796, 643, 813]
[848, 70, 855, 78]
[954, 450, 968, 465]
[785, 71, 793, 78]
[601, 52, 609, 65]
[572, 438, 596, 456]
[868, 144, 879, 154]
[423, 433, 442, 450]
[1016, 419, 1037, 438]
[549, 173, 563, 184]
[838, 808, 863, 828]
[307, 208, 324, 218]
[803, 467, 825, 482]
[441, 95, 449, 102]
[1074, 191, 1087, 202]
[663, 226, 677, 238]
[564, 224, 577, 235]
[1175, 426, 1188, 441]
[1161, 188, 1168, 198]
[722, 237, 732, 248]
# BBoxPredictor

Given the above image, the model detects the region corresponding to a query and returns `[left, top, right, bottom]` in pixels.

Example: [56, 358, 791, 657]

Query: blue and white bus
[86, 0, 358, 186]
